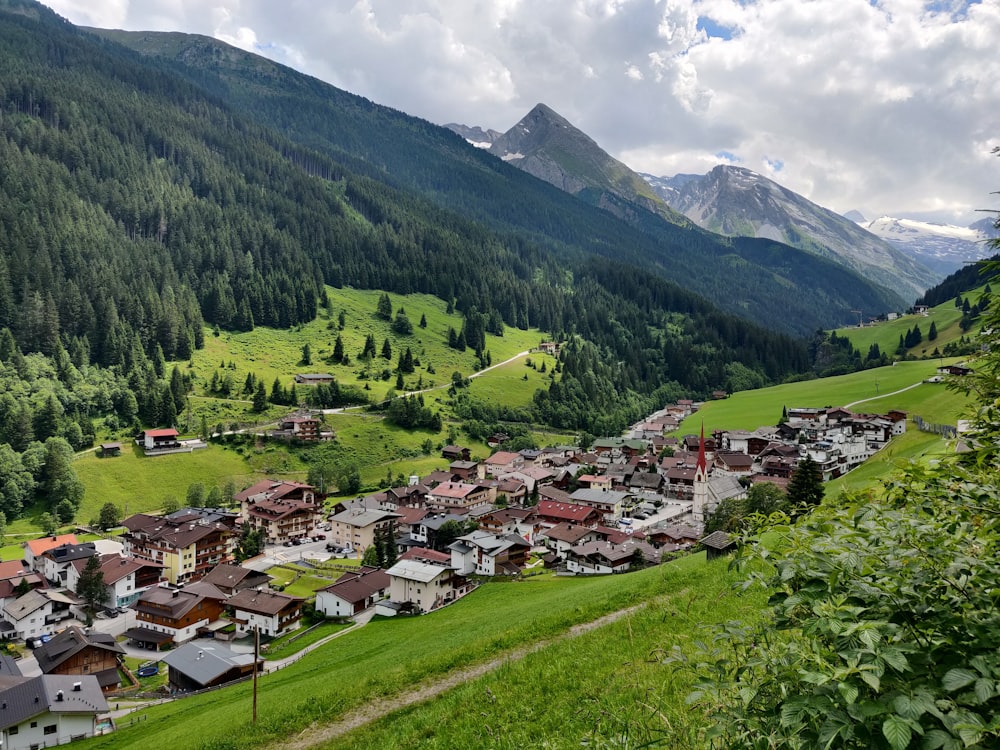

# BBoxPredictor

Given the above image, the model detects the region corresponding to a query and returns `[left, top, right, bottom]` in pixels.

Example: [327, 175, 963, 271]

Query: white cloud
[41, 0, 1000, 224]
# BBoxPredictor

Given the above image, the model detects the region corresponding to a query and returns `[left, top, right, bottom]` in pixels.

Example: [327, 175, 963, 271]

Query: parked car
[312, 534, 326, 541]
[632, 512, 649, 520]
[104, 607, 118, 618]
[283, 540, 294, 547]
[325, 543, 342, 553]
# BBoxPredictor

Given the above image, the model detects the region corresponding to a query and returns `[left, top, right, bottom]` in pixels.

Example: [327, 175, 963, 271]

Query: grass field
[834, 283, 991, 358]
[78, 556, 747, 750]
[183, 287, 547, 409]
[669, 359, 966, 437]
[70, 443, 256, 524]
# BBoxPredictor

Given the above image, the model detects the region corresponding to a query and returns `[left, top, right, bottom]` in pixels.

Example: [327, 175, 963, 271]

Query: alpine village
[0, 2, 997, 749]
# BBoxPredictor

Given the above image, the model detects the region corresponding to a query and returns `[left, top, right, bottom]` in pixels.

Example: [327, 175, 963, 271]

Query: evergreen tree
[376, 293, 393, 320]
[253, 381, 268, 412]
[419, 313, 427, 329]
[787, 455, 824, 509]
[301, 343, 312, 365]
[361, 334, 377, 360]
[333, 335, 345, 363]
[76, 554, 107, 614]
[381, 338, 392, 360]
[928, 320, 938, 341]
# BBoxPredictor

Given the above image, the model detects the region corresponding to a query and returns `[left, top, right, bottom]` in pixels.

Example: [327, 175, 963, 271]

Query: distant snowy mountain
[644, 166, 938, 302]
[443, 123, 502, 148]
[859, 216, 998, 277]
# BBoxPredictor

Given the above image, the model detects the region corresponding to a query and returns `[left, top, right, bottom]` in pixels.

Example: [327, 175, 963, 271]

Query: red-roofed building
[23, 534, 78, 570]
[427, 482, 493, 512]
[138, 428, 180, 452]
[484, 451, 523, 477]
[535, 500, 602, 528]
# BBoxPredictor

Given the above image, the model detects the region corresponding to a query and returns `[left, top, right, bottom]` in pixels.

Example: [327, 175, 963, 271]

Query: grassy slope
[320, 556, 761, 749]
[834, 284, 990, 358]
[79, 557, 743, 750]
[670, 359, 962, 437]
[186, 287, 544, 407]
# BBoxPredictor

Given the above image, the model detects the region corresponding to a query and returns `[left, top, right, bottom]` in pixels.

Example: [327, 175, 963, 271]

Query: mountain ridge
[644, 165, 939, 302]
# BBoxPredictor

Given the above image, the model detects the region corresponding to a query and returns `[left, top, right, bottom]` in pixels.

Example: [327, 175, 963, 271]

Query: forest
[0, 0, 904, 525]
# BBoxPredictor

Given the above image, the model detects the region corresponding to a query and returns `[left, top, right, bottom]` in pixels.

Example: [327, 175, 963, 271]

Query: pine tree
[787, 455, 824, 509]
[253, 381, 268, 412]
[381, 338, 392, 360]
[928, 321, 938, 341]
[419, 313, 427, 329]
[76, 554, 107, 614]
[376, 293, 393, 320]
[333, 334, 344, 363]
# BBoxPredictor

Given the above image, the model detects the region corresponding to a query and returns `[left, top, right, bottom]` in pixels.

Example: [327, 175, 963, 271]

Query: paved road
[843, 380, 924, 409]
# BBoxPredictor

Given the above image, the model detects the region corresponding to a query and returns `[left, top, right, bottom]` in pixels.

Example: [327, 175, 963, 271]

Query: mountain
[83, 31, 904, 335]
[859, 215, 998, 278]
[485, 103, 686, 225]
[644, 165, 939, 302]
[443, 123, 501, 148]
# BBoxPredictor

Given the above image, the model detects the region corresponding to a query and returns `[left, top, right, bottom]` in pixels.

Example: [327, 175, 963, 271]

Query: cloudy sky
[44, 0, 1000, 225]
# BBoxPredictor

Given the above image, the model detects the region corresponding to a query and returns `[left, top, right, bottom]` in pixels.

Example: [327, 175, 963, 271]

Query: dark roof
[34, 626, 125, 674]
[227, 588, 303, 616]
[123, 627, 172, 644]
[162, 642, 259, 686]
[317, 567, 389, 604]
[201, 564, 272, 593]
[699, 531, 735, 550]
[0, 674, 108, 730]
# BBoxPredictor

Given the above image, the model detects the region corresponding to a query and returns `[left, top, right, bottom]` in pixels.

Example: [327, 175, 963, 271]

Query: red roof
[145, 428, 179, 438]
[537, 500, 599, 523]
[25, 534, 79, 557]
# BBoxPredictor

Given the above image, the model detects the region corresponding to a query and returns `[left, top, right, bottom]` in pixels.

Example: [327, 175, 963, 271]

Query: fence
[913, 415, 957, 439]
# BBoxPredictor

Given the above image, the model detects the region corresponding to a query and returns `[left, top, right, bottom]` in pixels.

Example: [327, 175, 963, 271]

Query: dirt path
[271, 603, 644, 750]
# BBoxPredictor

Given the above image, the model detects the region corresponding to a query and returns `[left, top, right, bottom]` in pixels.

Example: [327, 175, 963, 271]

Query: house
[426, 482, 493, 512]
[477, 508, 541, 544]
[99, 441, 121, 457]
[535, 500, 602, 528]
[576, 474, 611, 491]
[938, 363, 973, 377]
[126, 582, 227, 648]
[162, 641, 261, 693]
[494, 478, 528, 506]
[568, 488, 631, 520]
[122, 508, 238, 585]
[315, 566, 389, 618]
[71, 554, 164, 609]
[384, 484, 431, 509]
[269, 414, 324, 442]
[236, 479, 323, 545]
[137, 427, 180, 452]
[449, 531, 531, 576]
[700, 530, 737, 560]
[0, 561, 46, 612]
[441, 445, 471, 462]
[3, 589, 76, 641]
[22, 535, 78, 571]
[448, 460, 481, 481]
[542, 523, 602, 559]
[37, 543, 97, 587]
[0, 673, 110, 749]
[382, 557, 471, 615]
[293, 373, 334, 385]
[328, 508, 400, 556]
[33, 626, 126, 693]
[483, 451, 523, 477]
[226, 588, 304, 638]
[414, 513, 470, 551]
[712, 452, 754, 477]
[200, 564, 273, 598]
[564, 539, 660, 575]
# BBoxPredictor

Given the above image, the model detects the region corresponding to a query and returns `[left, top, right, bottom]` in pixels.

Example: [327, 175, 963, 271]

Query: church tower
[692, 422, 709, 525]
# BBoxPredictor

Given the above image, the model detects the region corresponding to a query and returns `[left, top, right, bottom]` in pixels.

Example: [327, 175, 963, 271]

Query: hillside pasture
[77, 558, 735, 750]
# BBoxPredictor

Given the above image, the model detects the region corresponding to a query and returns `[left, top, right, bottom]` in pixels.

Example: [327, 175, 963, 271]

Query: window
[9, 725, 17, 734]
[30, 721, 37, 728]
[44, 725, 57, 735]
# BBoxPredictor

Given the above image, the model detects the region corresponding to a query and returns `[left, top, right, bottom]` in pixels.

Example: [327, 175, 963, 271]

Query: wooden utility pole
[252, 624, 259, 724]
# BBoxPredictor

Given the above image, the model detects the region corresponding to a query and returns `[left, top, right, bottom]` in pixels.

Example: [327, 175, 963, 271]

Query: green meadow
[184, 287, 547, 407]
[834, 283, 991, 358]
[78, 557, 744, 750]
[670, 359, 965, 437]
